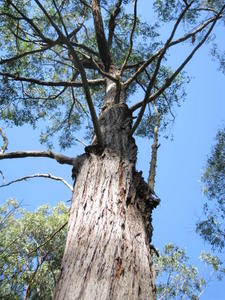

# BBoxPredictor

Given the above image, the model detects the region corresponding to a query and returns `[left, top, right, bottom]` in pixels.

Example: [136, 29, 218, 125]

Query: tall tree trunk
[54, 104, 159, 299]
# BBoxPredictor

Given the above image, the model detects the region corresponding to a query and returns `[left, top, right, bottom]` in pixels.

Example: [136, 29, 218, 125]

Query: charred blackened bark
[54, 104, 159, 299]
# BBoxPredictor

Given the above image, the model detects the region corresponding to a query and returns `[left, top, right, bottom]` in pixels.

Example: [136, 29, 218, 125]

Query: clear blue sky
[1, 1, 225, 299]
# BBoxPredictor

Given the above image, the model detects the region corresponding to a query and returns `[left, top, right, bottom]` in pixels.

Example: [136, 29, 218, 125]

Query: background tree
[0, 199, 68, 300]
[1, 200, 224, 299]
[0, 0, 225, 298]
[196, 126, 225, 251]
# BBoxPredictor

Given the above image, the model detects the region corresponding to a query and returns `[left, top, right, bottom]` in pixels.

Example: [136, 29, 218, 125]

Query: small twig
[74, 138, 88, 147]
[0, 170, 5, 184]
[0, 173, 73, 191]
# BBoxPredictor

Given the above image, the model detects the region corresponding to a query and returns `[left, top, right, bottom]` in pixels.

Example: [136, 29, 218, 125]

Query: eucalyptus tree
[197, 127, 225, 251]
[0, 0, 225, 299]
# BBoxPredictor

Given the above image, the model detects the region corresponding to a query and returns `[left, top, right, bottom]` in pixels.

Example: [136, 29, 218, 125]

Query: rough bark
[54, 104, 159, 299]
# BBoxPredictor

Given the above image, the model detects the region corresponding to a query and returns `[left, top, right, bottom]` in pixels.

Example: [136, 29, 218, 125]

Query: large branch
[130, 5, 225, 113]
[91, 0, 112, 70]
[0, 72, 105, 87]
[0, 173, 73, 191]
[0, 150, 74, 165]
[107, 0, 122, 48]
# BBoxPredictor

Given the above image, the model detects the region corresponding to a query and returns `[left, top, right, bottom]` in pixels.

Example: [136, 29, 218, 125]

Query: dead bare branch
[0, 127, 8, 154]
[0, 173, 73, 191]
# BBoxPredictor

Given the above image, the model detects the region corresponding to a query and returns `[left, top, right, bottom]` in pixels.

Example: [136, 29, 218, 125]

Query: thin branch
[68, 50, 104, 146]
[120, 0, 138, 75]
[169, 16, 218, 48]
[130, 6, 224, 113]
[0, 170, 5, 184]
[0, 45, 53, 65]
[125, 5, 216, 88]
[52, 0, 69, 37]
[28, 221, 68, 256]
[25, 250, 49, 300]
[8, 1, 52, 43]
[74, 138, 88, 147]
[0, 173, 73, 191]
[108, 0, 122, 48]
[0, 127, 8, 154]
[0, 72, 105, 87]
[0, 150, 75, 165]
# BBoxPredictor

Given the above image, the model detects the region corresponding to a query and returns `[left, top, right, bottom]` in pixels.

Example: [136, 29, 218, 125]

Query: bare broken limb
[0, 173, 73, 191]
[0, 127, 8, 154]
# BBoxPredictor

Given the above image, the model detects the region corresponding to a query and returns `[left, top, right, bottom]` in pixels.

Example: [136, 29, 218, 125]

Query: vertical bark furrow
[54, 104, 158, 299]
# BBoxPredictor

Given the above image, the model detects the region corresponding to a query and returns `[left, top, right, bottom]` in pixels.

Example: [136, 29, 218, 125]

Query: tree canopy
[0, 0, 225, 151]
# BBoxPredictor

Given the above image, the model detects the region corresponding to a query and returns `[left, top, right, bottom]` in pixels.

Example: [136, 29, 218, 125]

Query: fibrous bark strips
[54, 104, 159, 300]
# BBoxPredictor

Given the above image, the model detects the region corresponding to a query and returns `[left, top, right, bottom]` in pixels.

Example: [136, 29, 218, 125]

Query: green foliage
[0, 200, 224, 299]
[154, 243, 225, 300]
[196, 127, 225, 251]
[0, 199, 68, 299]
[135, 70, 189, 139]
[0, 0, 204, 148]
[211, 44, 225, 75]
